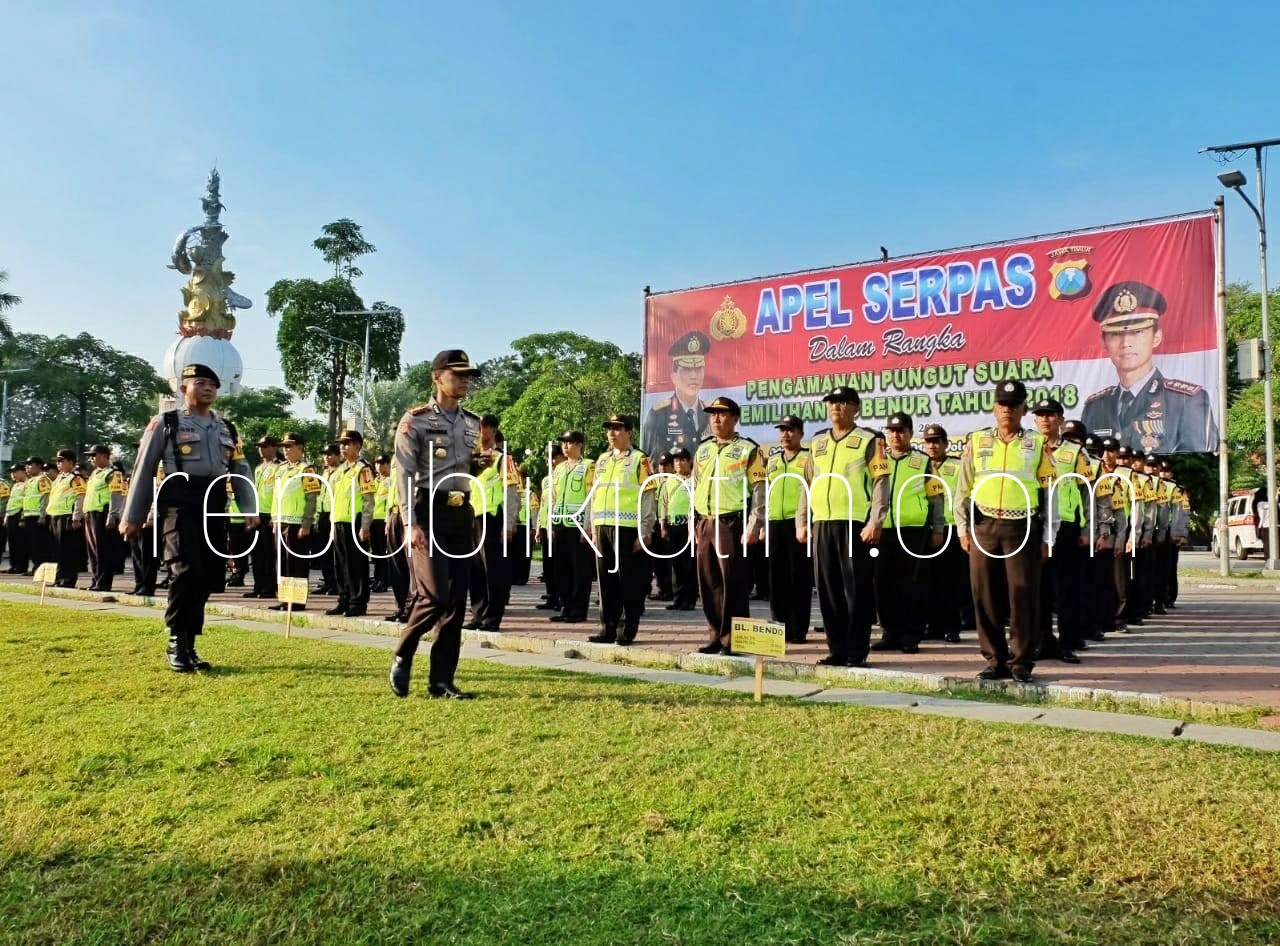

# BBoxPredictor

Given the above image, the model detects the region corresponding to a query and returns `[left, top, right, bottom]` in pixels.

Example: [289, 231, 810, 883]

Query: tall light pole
[308, 326, 362, 433]
[0, 368, 31, 465]
[333, 308, 401, 437]
[1206, 136, 1280, 571]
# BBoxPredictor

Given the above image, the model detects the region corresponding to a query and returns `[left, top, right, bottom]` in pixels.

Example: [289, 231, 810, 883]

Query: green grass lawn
[2, 603, 1278, 945]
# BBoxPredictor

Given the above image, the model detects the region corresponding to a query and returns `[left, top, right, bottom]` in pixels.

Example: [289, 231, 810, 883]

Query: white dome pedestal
[162, 335, 245, 395]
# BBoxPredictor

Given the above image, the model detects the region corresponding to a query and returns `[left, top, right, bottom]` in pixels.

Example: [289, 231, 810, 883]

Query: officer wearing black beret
[1081, 281, 1217, 454]
[641, 330, 712, 457]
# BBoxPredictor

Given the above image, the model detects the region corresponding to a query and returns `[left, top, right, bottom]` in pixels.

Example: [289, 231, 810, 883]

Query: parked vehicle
[1211, 488, 1268, 560]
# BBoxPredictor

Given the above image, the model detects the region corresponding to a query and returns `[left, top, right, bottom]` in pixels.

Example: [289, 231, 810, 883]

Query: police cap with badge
[432, 349, 481, 375]
[181, 363, 221, 387]
[1093, 281, 1166, 334]
[669, 331, 711, 368]
[885, 412, 913, 431]
[774, 414, 804, 432]
[823, 386, 861, 404]
[704, 396, 740, 416]
[994, 379, 1028, 406]
[1062, 420, 1087, 444]
[922, 423, 948, 441]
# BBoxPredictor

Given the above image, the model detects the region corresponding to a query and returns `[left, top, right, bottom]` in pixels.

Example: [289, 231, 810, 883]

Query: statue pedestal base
[162, 335, 244, 394]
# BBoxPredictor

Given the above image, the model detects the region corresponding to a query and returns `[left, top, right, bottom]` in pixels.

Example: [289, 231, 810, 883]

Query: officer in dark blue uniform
[1081, 281, 1217, 454]
[641, 331, 711, 457]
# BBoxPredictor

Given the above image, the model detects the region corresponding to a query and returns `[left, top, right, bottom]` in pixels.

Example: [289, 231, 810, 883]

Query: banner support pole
[1215, 196, 1231, 577]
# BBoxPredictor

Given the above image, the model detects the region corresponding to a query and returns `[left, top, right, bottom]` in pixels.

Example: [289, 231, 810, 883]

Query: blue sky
[2, 0, 1278, 411]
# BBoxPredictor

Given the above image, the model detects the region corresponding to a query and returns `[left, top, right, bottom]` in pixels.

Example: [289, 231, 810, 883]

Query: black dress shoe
[943, 631, 962, 643]
[388, 657, 411, 698]
[1058, 651, 1081, 664]
[324, 605, 347, 616]
[1011, 668, 1034, 683]
[869, 640, 898, 652]
[548, 614, 567, 622]
[976, 666, 1012, 681]
[561, 615, 586, 624]
[477, 623, 501, 632]
[166, 637, 195, 673]
[535, 602, 559, 610]
[901, 643, 920, 654]
[242, 591, 261, 599]
[385, 612, 402, 622]
[344, 607, 367, 618]
[816, 655, 847, 667]
[696, 641, 723, 655]
[188, 648, 212, 671]
[846, 657, 868, 667]
[462, 621, 482, 630]
[1152, 605, 1167, 615]
[589, 629, 617, 644]
[428, 683, 474, 700]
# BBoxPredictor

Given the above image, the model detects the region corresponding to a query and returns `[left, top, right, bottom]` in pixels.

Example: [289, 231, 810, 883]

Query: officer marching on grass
[954, 379, 1056, 684]
[120, 364, 258, 672]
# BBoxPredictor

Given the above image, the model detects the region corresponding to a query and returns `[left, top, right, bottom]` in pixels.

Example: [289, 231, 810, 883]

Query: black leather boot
[166, 635, 195, 673]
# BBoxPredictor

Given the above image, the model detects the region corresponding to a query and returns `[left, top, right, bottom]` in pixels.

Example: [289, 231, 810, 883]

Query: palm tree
[0, 270, 20, 340]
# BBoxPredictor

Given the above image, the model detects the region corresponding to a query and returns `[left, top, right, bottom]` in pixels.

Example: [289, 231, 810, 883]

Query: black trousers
[926, 530, 966, 637]
[333, 516, 369, 608]
[595, 525, 649, 636]
[314, 512, 336, 589]
[85, 510, 116, 590]
[468, 513, 510, 628]
[1166, 543, 1180, 605]
[371, 519, 388, 587]
[386, 509, 411, 614]
[160, 484, 227, 641]
[649, 522, 672, 596]
[226, 522, 251, 578]
[748, 539, 770, 596]
[1150, 539, 1172, 608]
[1125, 546, 1152, 621]
[539, 530, 560, 607]
[970, 516, 1041, 673]
[510, 523, 532, 585]
[24, 516, 53, 569]
[250, 515, 277, 595]
[875, 525, 927, 647]
[767, 518, 811, 642]
[277, 523, 311, 580]
[395, 501, 475, 686]
[1089, 546, 1119, 634]
[552, 523, 593, 619]
[667, 519, 697, 608]
[6, 513, 27, 572]
[814, 519, 873, 663]
[1039, 523, 1086, 653]
[52, 515, 83, 587]
[132, 525, 161, 593]
[696, 514, 751, 645]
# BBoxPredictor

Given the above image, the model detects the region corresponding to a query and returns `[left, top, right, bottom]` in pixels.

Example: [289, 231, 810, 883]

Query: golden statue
[168, 170, 251, 339]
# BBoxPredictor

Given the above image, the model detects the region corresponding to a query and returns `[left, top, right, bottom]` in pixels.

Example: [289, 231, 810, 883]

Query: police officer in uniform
[641, 331, 712, 457]
[47, 449, 87, 587]
[269, 432, 321, 610]
[371, 455, 392, 593]
[795, 388, 889, 667]
[389, 349, 489, 699]
[872, 413, 944, 654]
[586, 413, 657, 645]
[660, 446, 698, 611]
[329, 429, 377, 617]
[955, 380, 1055, 683]
[313, 442, 342, 594]
[1081, 281, 1217, 453]
[244, 435, 282, 598]
[649, 451, 676, 601]
[764, 415, 812, 643]
[1080, 434, 1116, 642]
[3, 464, 28, 573]
[921, 424, 965, 642]
[465, 417, 519, 631]
[548, 430, 595, 624]
[22, 456, 54, 573]
[534, 443, 565, 612]
[691, 397, 766, 655]
[121, 364, 257, 671]
[383, 454, 412, 622]
[83, 445, 125, 591]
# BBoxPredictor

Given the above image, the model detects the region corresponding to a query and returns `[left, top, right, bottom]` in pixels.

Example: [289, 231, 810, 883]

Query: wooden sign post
[276, 578, 309, 639]
[728, 618, 786, 702]
[32, 563, 57, 604]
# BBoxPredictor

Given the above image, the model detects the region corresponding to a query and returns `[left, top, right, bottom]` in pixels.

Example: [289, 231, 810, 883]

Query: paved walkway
[4, 583, 1279, 754]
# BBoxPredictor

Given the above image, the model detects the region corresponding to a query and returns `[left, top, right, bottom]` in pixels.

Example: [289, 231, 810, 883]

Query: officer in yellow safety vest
[464, 415, 520, 631]
[955, 379, 1056, 684]
[269, 432, 321, 610]
[764, 414, 812, 643]
[589, 412, 657, 645]
[46, 450, 86, 588]
[511, 456, 534, 588]
[1161, 460, 1189, 610]
[313, 442, 342, 594]
[534, 443, 565, 613]
[1083, 434, 1124, 640]
[795, 388, 890, 667]
[872, 413, 944, 655]
[660, 445, 697, 611]
[548, 429, 595, 625]
[3, 464, 28, 573]
[225, 478, 251, 587]
[692, 397, 766, 656]
[371, 454, 392, 594]
[1030, 404, 1093, 664]
[83, 444, 125, 591]
[648, 451, 676, 602]
[921, 424, 966, 643]
[328, 429, 377, 618]
[247, 435, 282, 599]
[1124, 451, 1159, 624]
[22, 456, 55, 572]
[1149, 457, 1178, 615]
[383, 454, 411, 623]
[0, 472, 8, 567]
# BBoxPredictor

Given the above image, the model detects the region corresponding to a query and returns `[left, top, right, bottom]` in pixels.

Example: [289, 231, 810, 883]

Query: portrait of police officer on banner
[642, 330, 712, 457]
[1080, 281, 1217, 453]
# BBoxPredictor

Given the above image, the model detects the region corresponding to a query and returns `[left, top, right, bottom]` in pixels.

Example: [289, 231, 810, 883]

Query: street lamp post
[308, 326, 362, 434]
[332, 309, 401, 436]
[1214, 152, 1278, 571]
[0, 368, 31, 465]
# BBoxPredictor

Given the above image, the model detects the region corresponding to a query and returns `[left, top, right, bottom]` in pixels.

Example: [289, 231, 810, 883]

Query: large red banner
[642, 213, 1219, 456]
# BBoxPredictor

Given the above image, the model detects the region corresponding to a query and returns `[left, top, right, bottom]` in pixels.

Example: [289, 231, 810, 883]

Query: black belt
[696, 511, 743, 523]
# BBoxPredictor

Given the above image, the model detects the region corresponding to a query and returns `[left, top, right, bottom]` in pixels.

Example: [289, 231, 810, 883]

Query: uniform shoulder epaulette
[767, 443, 785, 457]
[740, 436, 759, 447]
[1163, 378, 1204, 397]
[698, 434, 714, 444]
[408, 403, 433, 416]
[650, 398, 672, 414]
[811, 427, 833, 438]
[1085, 385, 1117, 405]
[461, 406, 482, 421]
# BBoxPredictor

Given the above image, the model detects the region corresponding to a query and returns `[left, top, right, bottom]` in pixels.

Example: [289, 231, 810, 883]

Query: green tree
[0, 270, 20, 340]
[1223, 282, 1280, 489]
[2, 332, 168, 459]
[313, 219, 377, 283]
[363, 379, 424, 460]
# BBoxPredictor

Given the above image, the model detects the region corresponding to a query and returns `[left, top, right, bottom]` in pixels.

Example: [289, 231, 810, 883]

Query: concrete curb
[2, 581, 1265, 722]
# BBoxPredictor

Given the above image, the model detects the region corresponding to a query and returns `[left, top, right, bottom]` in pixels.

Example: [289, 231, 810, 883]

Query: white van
[1211, 489, 1267, 560]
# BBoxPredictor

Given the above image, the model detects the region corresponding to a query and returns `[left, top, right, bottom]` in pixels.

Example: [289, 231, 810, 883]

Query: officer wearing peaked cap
[48, 449, 88, 588]
[1081, 281, 1217, 454]
[121, 363, 258, 672]
[642, 330, 712, 457]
